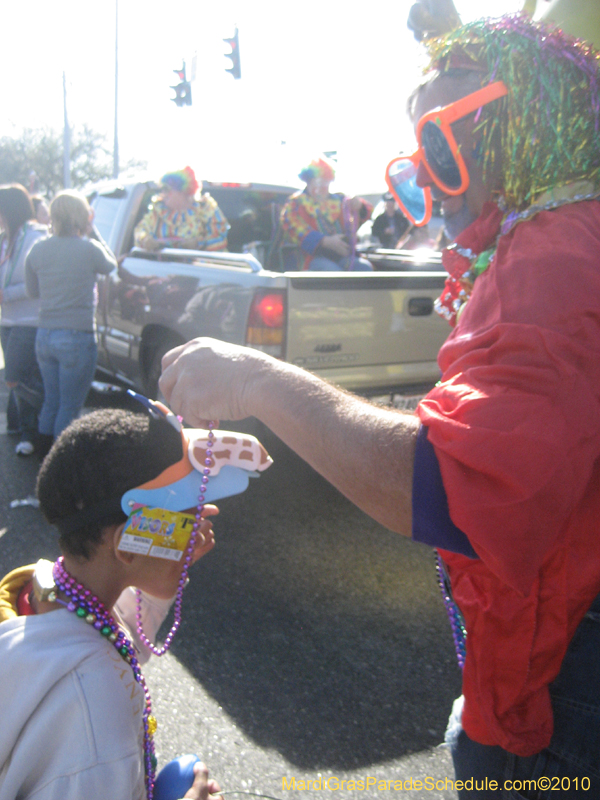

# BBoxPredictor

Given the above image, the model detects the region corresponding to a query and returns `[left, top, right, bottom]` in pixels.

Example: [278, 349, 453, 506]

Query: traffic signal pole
[113, 0, 119, 178]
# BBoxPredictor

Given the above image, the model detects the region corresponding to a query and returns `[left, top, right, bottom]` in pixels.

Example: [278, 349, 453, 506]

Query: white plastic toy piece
[187, 429, 273, 476]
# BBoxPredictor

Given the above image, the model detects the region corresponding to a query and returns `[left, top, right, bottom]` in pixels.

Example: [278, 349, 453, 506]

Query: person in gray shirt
[25, 190, 116, 440]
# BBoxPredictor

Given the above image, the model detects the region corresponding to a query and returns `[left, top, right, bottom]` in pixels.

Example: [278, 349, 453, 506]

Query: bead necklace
[50, 422, 215, 799]
[52, 556, 157, 797]
[436, 189, 600, 326]
[436, 201, 503, 327]
[499, 186, 600, 237]
[135, 423, 215, 656]
[435, 553, 466, 670]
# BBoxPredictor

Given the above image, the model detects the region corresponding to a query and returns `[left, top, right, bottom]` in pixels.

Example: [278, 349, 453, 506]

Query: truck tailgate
[285, 272, 449, 393]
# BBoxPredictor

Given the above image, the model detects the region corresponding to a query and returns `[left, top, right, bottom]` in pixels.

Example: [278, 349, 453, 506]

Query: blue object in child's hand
[154, 754, 200, 800]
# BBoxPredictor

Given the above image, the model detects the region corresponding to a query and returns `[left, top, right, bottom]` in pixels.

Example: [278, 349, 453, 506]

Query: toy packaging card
[118, 507, 196, 561]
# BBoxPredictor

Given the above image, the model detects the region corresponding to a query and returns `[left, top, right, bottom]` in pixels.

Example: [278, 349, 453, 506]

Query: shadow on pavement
[163, 424, 462, 771]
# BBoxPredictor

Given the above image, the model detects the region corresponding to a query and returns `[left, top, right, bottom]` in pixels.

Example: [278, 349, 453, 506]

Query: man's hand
[184, 761, 223, 800]
[160, 337, 269, 426]
[321, 233, 351, 257]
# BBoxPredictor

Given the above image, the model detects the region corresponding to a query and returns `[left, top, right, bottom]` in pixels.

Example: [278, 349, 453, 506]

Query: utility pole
[113, 0, 119, 178]
[63, 72, 71, 189]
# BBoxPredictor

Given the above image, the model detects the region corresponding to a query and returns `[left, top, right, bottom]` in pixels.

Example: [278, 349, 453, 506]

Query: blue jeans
[447, 591, 600, 798]
[1, 325, 43, 442]
[309, 255, 373, 271]
[35, 328, 97, 438]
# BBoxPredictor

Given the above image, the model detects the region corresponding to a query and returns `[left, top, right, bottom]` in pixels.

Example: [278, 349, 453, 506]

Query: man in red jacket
[160, 14, 600, 797]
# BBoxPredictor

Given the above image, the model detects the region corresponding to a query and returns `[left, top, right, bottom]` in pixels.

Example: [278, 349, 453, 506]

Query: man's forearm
[245, 359, 418, 534]
[160, 338, 419, 535]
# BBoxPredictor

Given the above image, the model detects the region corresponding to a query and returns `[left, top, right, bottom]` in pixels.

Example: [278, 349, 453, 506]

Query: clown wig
[424, 14, 600, 211]
[160, 166, 200, 197]
[298, 157, 336, 184]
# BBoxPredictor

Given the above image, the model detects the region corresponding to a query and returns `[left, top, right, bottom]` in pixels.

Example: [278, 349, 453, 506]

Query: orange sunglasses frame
[385, 80, 508, 225]
[415, 80, 508, 196]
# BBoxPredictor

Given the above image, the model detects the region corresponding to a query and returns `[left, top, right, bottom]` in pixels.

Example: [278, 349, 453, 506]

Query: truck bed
[90, 179, 449, 400]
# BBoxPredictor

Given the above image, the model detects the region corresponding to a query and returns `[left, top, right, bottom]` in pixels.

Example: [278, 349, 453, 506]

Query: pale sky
[1, 0, 523, 194]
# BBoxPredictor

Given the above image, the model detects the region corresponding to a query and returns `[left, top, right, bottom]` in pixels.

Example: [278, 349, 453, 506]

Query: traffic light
[223, 27, 241, 79]
[171, 63, 192, 106]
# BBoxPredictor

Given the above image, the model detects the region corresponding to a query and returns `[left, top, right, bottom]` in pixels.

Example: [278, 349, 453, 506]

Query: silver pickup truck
[89, 178, 449, 403]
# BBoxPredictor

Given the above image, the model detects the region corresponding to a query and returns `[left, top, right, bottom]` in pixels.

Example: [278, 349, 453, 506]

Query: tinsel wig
[425, 14, 600, 210]
[298, 157, 336, 184]
[160, 166, 199, 196]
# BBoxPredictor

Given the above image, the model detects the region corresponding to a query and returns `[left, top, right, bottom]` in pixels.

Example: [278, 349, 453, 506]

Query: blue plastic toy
[154, 754, 200, 800]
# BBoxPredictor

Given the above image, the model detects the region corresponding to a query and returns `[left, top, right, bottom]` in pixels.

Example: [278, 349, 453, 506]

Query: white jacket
[0, 588, 172, 800]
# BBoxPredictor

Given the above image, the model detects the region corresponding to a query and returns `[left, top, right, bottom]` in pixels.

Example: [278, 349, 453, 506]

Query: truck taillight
[246, 291, 286, 357]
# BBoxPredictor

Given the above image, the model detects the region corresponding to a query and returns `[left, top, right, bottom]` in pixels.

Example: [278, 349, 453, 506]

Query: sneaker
[15, 441, 35, 456]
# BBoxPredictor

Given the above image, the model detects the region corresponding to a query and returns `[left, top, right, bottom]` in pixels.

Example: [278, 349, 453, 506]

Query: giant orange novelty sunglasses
[385, 81, 508, 226]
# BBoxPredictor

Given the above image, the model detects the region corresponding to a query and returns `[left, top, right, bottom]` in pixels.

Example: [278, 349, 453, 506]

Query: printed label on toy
[118, 506, 196, 560]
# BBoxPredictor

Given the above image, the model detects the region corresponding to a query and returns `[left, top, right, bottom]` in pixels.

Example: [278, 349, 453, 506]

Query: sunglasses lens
[386, 158, 427, 226]
[420, 121, 462, 191]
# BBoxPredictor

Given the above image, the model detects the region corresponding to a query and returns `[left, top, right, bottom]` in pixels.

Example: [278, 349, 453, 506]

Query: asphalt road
[0, 377, 463, 800]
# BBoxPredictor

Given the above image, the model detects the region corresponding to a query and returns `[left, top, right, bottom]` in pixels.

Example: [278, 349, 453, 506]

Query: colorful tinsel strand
[424, 13, 600, 212]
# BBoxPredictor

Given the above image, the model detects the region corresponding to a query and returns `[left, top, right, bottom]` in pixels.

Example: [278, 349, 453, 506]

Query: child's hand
[183, 761, 223, 800]
[190, 504, 219, 563]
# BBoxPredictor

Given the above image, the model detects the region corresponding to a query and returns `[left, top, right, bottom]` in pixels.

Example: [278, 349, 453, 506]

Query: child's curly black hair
[37, 408, 184, 559]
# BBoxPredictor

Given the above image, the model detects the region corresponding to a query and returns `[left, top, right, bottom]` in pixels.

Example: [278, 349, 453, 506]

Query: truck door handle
[408, 297, 434, 316]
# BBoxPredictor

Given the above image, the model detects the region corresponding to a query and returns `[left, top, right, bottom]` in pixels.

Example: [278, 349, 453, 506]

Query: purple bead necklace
[51, 422, 215, 799]
[52, 556, 158, 798]
[135, 423, 215, 656]
[435, 552, 467, 669]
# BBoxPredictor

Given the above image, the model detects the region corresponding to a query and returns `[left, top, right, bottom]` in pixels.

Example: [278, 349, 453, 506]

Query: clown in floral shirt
[280, 157, 373, 270]
[135, 167, 229, 253]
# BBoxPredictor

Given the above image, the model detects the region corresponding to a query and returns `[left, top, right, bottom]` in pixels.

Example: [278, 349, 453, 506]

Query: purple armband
[412, 425, 478, 558]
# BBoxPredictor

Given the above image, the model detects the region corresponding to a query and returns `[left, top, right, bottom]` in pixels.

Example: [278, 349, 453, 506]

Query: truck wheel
[145, 337, 184, 401]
